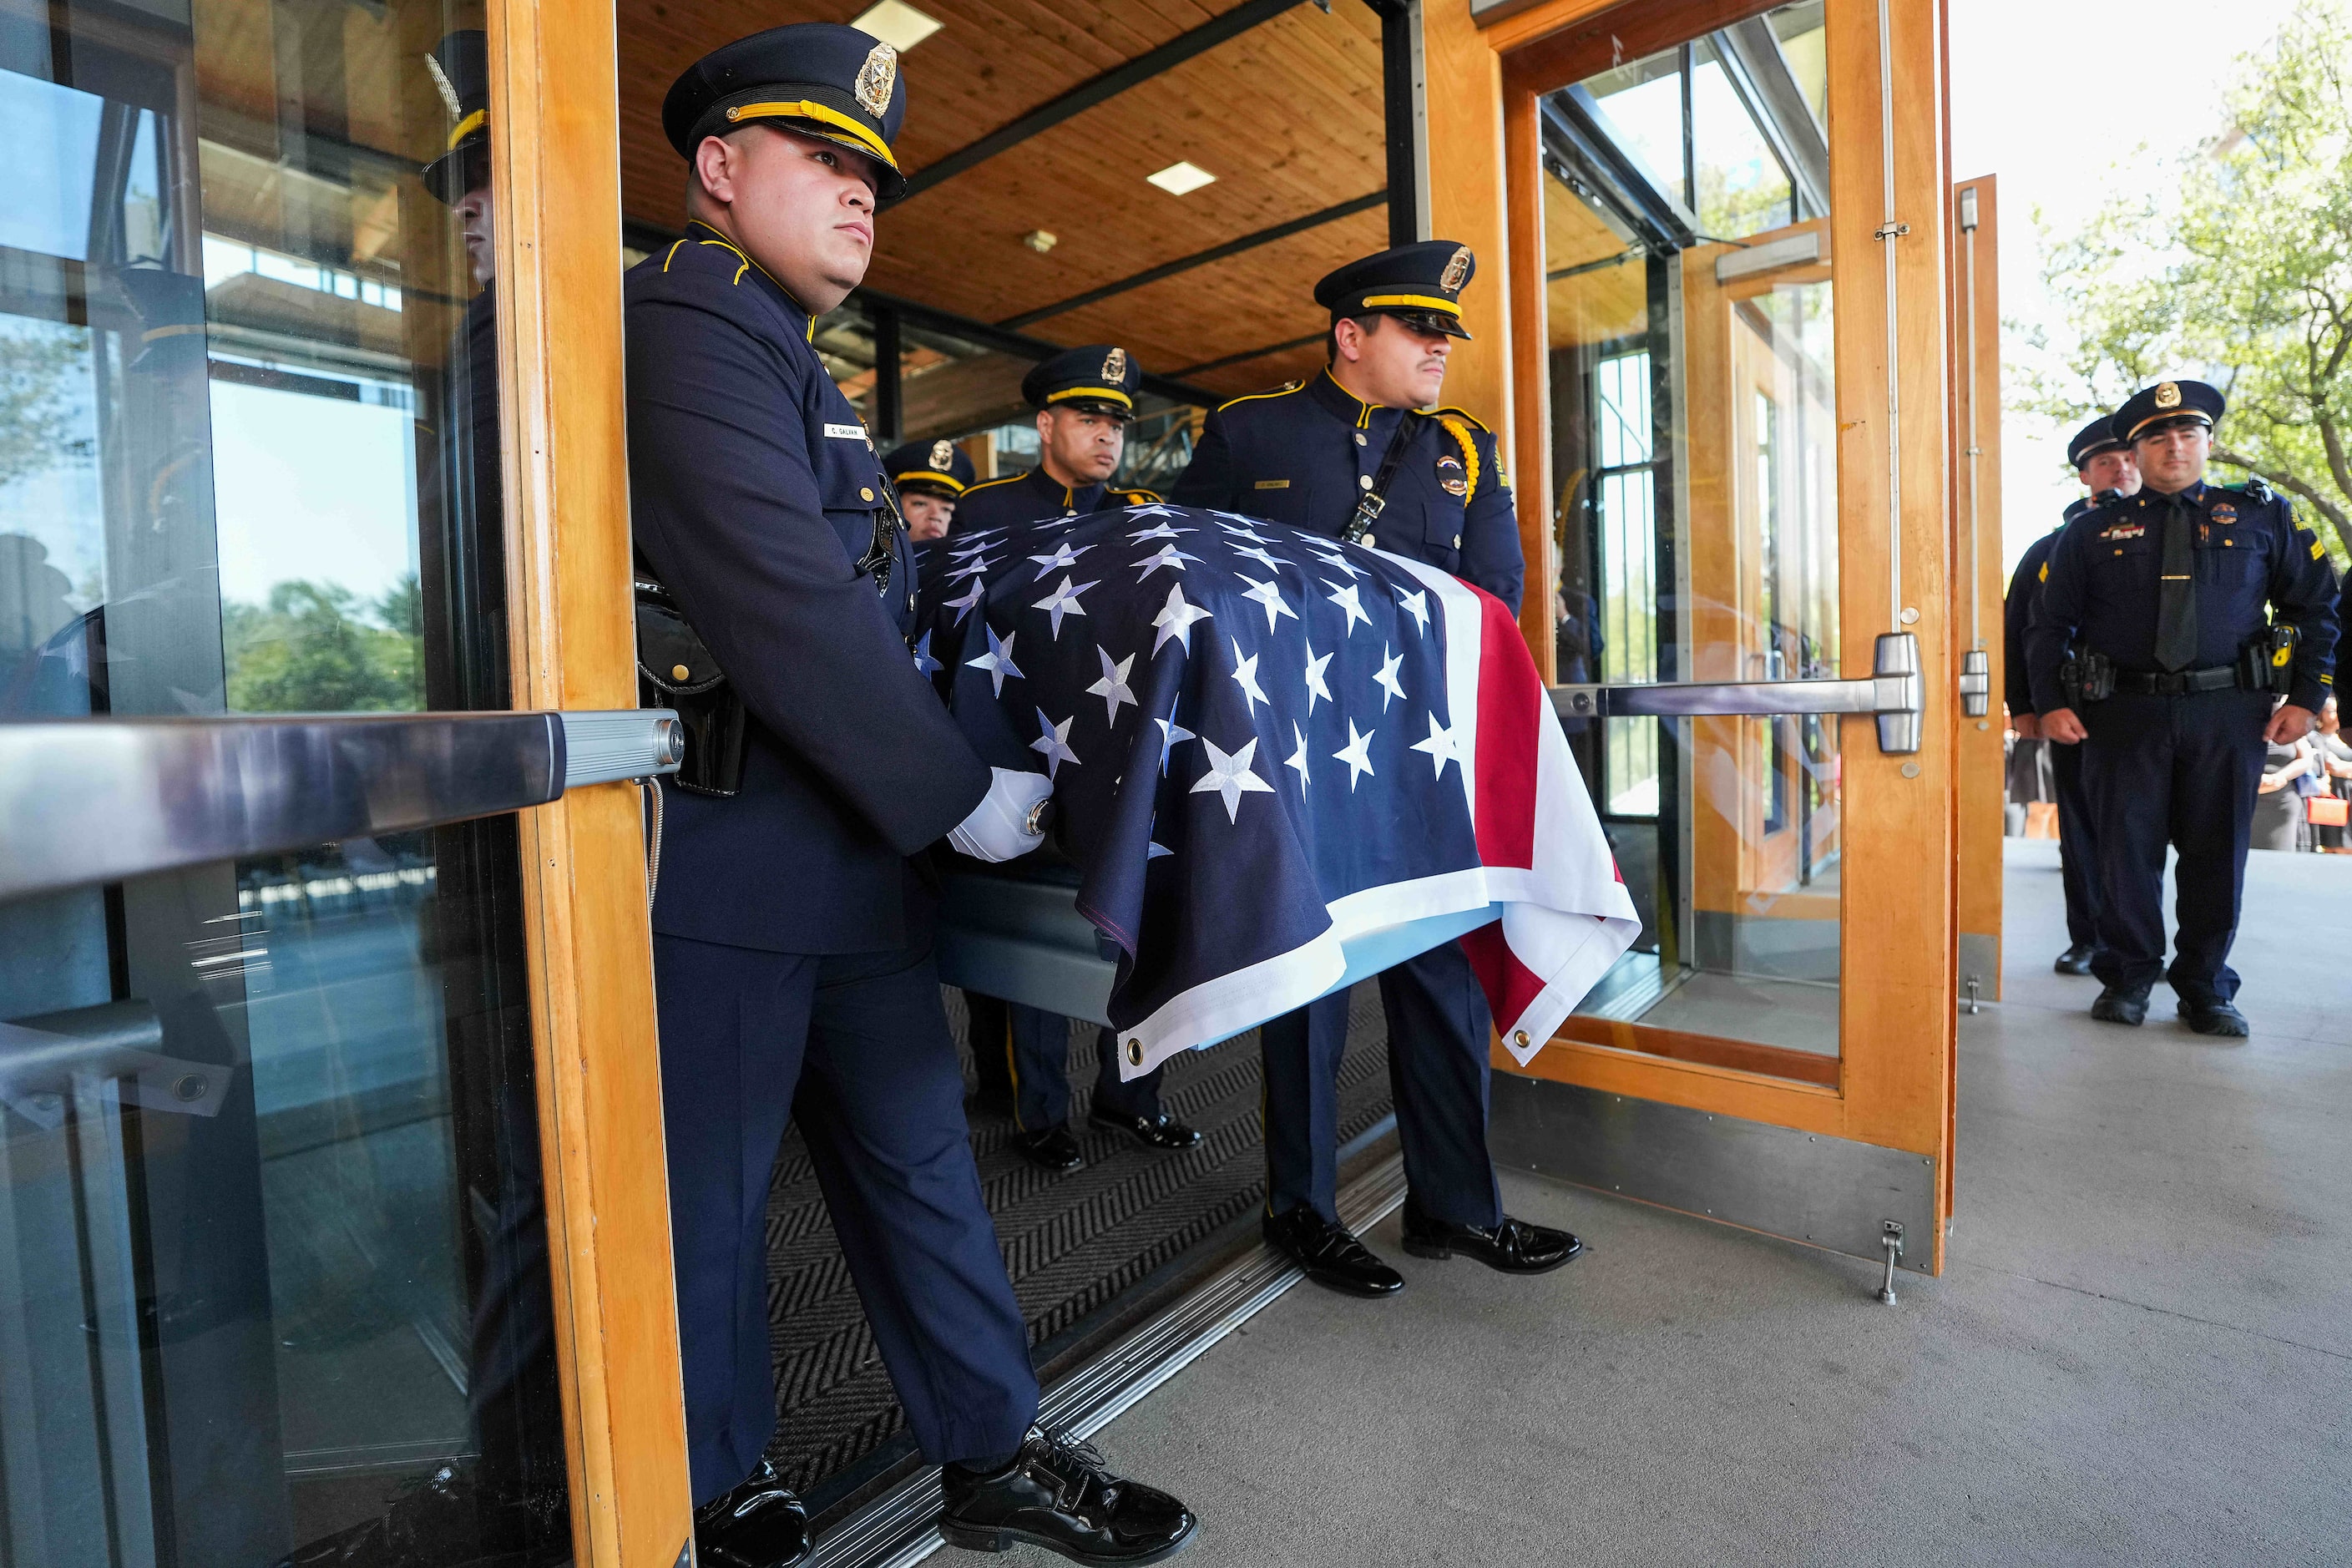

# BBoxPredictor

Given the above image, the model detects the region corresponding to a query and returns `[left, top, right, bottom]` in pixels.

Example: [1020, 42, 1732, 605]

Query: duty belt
[2110, 665, 2242, 696]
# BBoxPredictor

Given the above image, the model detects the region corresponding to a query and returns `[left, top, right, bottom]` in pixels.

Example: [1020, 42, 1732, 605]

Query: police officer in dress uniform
[884, 437, 973, 542]
[627, 27, 1196, 1566]
[2005, 414, 2140, 975]
[1168, 242, 1580, 1296]
[953, 346, 1202, 1173]
[2028, 380, 2339, 1036]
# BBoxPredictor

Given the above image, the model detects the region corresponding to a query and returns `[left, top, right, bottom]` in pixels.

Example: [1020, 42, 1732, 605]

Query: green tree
[225, 579, 422, 713]
[2024, 2, 2352, 565]
[0, 323, 90, 488]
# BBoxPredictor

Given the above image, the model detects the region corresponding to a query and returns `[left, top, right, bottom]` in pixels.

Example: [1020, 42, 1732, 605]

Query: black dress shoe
[2054, 943, 2098, 976]
[1399, 1204, 1584, 1274]
[1262, 1204, 1403, 1297]
[1088, 1107, 1203, 1150]
[2090, 986, 2149, 1026]
[938, 1426, 1196, 1564]
[695, 1459, 812, 1568]
[1013, 1123, 1085, 1172]
[2179, 999, 2251, 1037]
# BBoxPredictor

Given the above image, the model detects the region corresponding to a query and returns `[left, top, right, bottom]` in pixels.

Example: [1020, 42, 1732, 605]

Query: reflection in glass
[1, 0, 568, 1561]
[1541, 0, 1841, 1074]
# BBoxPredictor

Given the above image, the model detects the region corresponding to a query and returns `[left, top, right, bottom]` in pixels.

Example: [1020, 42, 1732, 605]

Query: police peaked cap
[884, 438, 975, 498]
[663, 24, 909, 201]
[2112, 379, 2224, 445]
[117, 268, 209, 367]
[422, 30, 490, 205]
[1314, 241, 1477, 340]
[1021, 345, 1144, 418]
[2066, 413, 2127, 471]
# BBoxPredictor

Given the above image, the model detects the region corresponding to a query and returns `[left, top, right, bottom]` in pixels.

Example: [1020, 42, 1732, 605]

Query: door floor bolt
[1874, 1220, 1905, 1305]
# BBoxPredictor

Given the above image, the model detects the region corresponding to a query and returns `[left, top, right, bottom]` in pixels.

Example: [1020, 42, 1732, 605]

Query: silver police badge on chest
[1435, 452, 1468, 497]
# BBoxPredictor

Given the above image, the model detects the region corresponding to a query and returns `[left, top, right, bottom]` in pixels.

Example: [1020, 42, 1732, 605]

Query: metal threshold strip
[807, 1151, 1412, 1568]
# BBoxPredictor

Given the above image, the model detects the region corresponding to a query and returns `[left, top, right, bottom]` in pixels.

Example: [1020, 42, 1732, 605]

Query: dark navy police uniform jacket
[953, 464, 1161, 534]
[626, 224, 992, 953]
[2026, 480, 2338, 715]
[1171, 370, 1522, 613]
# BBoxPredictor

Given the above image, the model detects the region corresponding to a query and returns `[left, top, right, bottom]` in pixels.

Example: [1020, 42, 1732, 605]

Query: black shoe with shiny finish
[2090, 986, 2149, 1026]
[2053, 943, 2098, 976]
[1399, 1204, 1584, 1275]
[272, 1463, 568, 1568]
[1262, 1204, 1404, 1297]
[1013, 1123, 1085, 1172]
[938, 1426, 1197, 1565]
[1088, 1107, 1203, 1150]
[2179, 999, 2251, 1037]
[694, 1459, 812, 1568]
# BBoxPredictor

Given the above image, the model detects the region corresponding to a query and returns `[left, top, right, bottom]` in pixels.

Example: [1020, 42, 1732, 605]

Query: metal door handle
[1551, 673, 1916, 719]
[0, 710, 680, 903]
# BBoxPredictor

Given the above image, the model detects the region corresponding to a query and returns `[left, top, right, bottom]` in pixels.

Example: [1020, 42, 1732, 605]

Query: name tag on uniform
[823, 422, 867, 440]
[1253, 479, 1290, 490]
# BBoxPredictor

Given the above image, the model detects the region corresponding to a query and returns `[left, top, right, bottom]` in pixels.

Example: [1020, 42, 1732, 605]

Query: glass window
[1, 0, 570, 1558]
[1543, 0, 1841, 1068]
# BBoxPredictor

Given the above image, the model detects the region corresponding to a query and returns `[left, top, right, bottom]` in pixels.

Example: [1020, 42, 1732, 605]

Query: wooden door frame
[1950, 174, 2004, 1003]
[1428, 0, 1960, 1271]
[488, 0, 696, 1560]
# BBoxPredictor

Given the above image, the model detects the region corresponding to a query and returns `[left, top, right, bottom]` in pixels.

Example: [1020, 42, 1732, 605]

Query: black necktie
[2153, 493, 2198, 671]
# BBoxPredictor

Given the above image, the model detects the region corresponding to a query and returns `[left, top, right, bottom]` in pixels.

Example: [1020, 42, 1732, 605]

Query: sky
[1945, 0, 2304, 574]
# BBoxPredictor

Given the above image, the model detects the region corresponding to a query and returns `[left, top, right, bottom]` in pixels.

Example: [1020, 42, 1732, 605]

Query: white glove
[948, 767, 1052, 862]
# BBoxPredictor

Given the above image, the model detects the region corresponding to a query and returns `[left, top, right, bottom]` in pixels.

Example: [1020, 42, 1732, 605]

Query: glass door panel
[1540, 0, 1844, 1080]
[0, 0, 570, 1557]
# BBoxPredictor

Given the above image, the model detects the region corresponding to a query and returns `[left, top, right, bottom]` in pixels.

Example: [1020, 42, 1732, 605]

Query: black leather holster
[634, 564, 748, 797]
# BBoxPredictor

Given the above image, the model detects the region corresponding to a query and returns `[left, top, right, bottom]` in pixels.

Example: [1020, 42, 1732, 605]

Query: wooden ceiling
[614, 0, 1389, 401]
[1544, 176, 1644, 351]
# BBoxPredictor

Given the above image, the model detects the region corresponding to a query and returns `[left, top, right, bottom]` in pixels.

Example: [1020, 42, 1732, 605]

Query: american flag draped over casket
[914, 504, 1639, 1078]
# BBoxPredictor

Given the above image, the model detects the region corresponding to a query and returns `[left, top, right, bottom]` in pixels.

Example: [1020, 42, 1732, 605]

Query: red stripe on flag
[1469, 584, 1541, 872]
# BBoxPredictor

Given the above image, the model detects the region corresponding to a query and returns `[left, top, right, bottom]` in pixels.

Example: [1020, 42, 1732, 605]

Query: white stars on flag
[1216, 518, 1272, 544]
[1309, 545, 1364, 580]
[943, 578, 986, 625]
[945, 554, 997, 582]
[965, 624, 1024, 696]
[912, 630, 942, 678]
[1032, 575, 1097, 639]
[1134, 542, 1202, 579]
[1324, 580, 1371, 638]
[1156, 712, 1195, 776]
[1151, 584, 1213, 656]
[1232, 543, 1287, 573]
[1393, 587, 1430, 637]
[1237, 575, 1297, 632]
[1229, 638, 1271, 715]
[1373, 643, 1407, 711]
[1125, 503, 1182, 521]
[1029, 709, 1080, 780]
[1333, 720, 1377, 792]
[1190, 734, 1275, 823]
[1127, 519, 1194, 541]
[1028, 540, 1095, 570]
[1086, 646, 1137, 726]
[1409, 711, 1463, 779]
[1284, 721, 1313, 787]
[1302, 640, 1333, 714]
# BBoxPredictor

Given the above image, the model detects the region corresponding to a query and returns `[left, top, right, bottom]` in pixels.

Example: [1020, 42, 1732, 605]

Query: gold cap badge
[928, 438, 954, 468]
[1439, 245, 1473, 291]
[854, 41, 897, 118]
[1101, 346, 1129, 382]
[2154, 381, 2181, 409]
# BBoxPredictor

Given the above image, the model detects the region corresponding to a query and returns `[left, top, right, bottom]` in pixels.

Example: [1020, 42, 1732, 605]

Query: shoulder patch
[1215, 382, 1304, 414]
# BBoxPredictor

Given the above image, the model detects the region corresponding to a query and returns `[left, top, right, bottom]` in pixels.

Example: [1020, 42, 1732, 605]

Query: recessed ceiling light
[1146, 160, 1217, 196]
[852, 0, 943, 52]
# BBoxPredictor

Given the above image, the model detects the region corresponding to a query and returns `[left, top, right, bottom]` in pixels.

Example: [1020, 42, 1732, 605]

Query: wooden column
[487, 0, 695, 1560]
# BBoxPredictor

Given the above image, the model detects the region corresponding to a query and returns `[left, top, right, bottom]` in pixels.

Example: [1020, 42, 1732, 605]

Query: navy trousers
[2077, 689, 2270, 1005]
[1258, 938, 1502, 1227]
[655, 934, 1039, 1504]
[964, 994, 1165, 1130]
[2049, 737, 2103, 953]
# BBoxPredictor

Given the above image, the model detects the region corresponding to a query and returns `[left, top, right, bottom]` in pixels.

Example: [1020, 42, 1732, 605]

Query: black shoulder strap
[1343, 411, 1424, 544]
